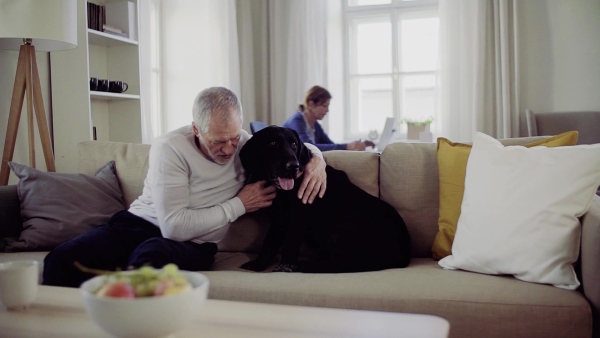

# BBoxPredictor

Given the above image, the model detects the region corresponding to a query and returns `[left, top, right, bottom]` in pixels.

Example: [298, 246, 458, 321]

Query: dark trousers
[42, 210, 218, 288]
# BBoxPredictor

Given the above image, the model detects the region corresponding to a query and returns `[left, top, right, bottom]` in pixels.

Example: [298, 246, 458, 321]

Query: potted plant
[402, 117, 433, 140]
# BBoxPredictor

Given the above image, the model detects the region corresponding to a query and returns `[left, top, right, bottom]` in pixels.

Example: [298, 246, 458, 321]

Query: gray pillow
[7, 161, 124, 251]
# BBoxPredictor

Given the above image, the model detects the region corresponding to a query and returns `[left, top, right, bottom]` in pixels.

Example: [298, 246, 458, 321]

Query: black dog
[239, 126, 411, 273]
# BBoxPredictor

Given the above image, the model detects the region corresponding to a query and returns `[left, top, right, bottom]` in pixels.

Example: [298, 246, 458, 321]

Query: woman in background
[282, 86, 374, 151]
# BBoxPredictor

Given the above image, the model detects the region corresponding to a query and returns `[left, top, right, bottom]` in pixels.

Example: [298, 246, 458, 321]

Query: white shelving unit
[87, 29, 138, 46]
[51, 0, 143, 173]
[90, 92, 141, 100]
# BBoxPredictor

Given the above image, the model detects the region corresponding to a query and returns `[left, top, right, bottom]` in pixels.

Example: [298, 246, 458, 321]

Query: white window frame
[342, 0, 439, 140]
[148, 0, 163, 140]
[139, 0, 163, 142]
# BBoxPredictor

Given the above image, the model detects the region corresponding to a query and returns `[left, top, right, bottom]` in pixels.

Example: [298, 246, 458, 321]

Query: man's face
[194, 109, 242, 165]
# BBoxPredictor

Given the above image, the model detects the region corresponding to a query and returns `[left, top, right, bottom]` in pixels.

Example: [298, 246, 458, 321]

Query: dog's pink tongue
[278, 177, 294, 190]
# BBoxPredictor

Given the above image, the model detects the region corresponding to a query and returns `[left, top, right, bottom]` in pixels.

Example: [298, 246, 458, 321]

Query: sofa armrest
[0, 185, 22, 239]
[581, 195, 600, 338]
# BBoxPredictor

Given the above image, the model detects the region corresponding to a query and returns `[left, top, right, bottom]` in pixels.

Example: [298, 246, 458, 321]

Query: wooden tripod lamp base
[0, 41, 56, 186]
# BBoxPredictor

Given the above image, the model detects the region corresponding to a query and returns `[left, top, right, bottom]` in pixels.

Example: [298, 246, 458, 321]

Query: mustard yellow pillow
[431, 131, 579, 260]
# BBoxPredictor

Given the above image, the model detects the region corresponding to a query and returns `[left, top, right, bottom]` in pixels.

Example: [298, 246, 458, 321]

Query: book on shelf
[87, 2, 94, 29]
[87, 2, 106, 32]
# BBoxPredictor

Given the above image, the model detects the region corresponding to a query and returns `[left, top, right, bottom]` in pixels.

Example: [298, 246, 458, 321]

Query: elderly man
[43, 87, 327, 287]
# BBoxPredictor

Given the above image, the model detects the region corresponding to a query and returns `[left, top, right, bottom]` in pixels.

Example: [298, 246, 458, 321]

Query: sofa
[1, 137, 599, 338]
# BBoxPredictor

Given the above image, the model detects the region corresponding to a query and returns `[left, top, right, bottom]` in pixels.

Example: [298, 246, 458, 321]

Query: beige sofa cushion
[322, 150, 380, 197]
[79, 141, 150, 207]
[380, 142, 440, 258]
[204, 257, 591, 338]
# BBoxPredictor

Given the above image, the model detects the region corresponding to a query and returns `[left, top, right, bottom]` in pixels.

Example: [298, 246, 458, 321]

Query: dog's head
[240, 126, 312, 190]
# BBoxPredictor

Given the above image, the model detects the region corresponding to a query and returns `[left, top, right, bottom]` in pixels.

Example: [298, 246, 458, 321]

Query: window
[343, 0, 439, 139]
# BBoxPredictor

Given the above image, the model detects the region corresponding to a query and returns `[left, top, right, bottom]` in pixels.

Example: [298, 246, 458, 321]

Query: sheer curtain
[269, 0, 329, 125]
[236, 0, 263, 129]
[142, 0, 330, 136]
[159, 0, 240, 133]
[439, 0, 519, 142]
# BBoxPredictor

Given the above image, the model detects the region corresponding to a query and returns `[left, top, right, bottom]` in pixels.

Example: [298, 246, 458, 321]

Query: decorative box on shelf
[105, 1, 137, 40]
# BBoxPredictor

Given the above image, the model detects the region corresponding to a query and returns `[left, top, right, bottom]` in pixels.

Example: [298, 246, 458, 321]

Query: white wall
[517, 0, 600, 135]
[0, 50, 52, 185]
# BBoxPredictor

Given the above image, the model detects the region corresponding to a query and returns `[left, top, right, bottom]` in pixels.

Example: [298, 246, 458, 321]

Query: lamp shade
[0, 0, 77, 51]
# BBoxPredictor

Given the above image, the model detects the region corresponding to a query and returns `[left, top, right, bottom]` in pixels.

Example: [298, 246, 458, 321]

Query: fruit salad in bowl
[80, 264, 209, 338]
[88, 263, 192, 298]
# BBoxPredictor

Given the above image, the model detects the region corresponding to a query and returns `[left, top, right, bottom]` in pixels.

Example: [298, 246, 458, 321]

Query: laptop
[367, 117, 396, 152]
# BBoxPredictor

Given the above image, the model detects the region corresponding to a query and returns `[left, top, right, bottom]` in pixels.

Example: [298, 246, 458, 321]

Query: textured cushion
[438, 132, 600, 289]
[432, 131, 579, 260]
[78, 141, 151, 207]
[379, 143, 440, 258]
[6, 161, 124, 251]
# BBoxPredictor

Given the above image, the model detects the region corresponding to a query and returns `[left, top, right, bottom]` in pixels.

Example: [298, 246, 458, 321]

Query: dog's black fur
[239, 126, 411, 273]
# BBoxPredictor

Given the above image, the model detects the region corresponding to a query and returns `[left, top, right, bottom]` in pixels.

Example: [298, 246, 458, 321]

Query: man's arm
[147, 141, 244, 242]
[304, 142, 323, 159]
[299, 142, 327, 204]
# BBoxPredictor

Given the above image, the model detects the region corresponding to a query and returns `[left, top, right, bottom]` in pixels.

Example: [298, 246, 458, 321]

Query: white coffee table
[0, 285, 450, 337]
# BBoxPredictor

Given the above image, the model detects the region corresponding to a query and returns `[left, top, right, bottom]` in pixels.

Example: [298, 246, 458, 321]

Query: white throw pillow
[438, 132, 600, 290]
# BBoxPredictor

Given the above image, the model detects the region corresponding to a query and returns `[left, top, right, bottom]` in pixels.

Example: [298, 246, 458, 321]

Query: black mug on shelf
[108, 80, 129, 93]
[89, 77, 98, 91]
[97, 79, 109, 92]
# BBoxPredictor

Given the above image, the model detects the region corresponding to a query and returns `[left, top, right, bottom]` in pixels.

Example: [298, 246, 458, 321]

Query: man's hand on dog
[238, 181, 276, 213]
[298, 154, 327, 204]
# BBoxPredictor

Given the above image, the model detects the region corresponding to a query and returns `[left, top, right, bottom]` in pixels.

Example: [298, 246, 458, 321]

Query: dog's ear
[239, 136, 261, 183]
[289, 129, 312, 168]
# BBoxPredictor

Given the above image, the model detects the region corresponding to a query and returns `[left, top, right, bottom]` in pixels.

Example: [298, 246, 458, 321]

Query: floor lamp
[0, 0, 78, 185]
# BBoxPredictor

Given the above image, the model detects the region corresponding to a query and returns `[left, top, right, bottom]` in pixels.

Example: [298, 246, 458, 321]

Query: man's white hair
[192, 87, 243, 134]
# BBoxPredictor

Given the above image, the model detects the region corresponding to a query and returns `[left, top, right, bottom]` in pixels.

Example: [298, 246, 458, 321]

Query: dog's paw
[272, 264, 299, 273]
[241, 259, 269, 272]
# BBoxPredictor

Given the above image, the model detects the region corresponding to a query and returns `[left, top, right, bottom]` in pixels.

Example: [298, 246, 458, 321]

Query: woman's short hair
[192, 87, 243, 134]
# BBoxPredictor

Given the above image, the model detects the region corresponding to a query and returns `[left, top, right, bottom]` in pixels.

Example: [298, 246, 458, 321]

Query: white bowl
[80, 271, 209, 338]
